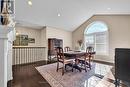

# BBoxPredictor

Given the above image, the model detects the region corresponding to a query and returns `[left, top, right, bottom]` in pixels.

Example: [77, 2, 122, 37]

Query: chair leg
[62, 64, 65, 75]
[89, 62, 92, 70]
[65, 64, 67, 71]
[84, 61, 87, 72]
[57, 62, 59, 72]
[80, 61, 83, 68]
[89, 57, 92, 70]
[114, 79, 120, 87]
[72, 63, 74, 72]
[89, 61, 91, 70]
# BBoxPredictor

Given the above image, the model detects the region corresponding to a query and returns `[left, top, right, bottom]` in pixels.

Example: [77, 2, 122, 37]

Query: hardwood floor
[8, 61, 55, 87]
[8, 60, 115, 87]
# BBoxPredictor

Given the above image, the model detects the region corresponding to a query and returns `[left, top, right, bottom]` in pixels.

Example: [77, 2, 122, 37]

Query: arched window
[84, 21, 109, 55]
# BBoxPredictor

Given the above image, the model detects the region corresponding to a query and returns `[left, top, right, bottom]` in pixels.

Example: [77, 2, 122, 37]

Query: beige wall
[41, 28, 47, 47]
[72, 15, 130, 63]
[15, 26, 47, 61]
[15, 26, 72, 60]
[15, 26, 42, 47]
[16, 26, 72, 48]
[46, 26, 72, 49]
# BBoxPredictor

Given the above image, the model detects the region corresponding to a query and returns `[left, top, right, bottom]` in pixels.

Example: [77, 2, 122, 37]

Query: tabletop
[64, 51, 86, 58]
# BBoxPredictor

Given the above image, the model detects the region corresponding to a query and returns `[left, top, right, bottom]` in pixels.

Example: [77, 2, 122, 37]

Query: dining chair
[86, 46, 95, 68]
[78, 46, 95, 72]
[56, 47, 74, 75]
[64, 46, 71, 52]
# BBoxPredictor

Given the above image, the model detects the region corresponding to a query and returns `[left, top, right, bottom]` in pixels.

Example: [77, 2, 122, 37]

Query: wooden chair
[78, 46, 95, 72]
[86, 46, 95, 63]
[64, 46, 71, 52]
[56, 47, 74, 75]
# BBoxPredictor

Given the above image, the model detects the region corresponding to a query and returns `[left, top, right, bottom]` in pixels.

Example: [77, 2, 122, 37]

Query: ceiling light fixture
[107, 8, 111, 10]
[58, 13, 61, 17]
[28, 0, 32, 6]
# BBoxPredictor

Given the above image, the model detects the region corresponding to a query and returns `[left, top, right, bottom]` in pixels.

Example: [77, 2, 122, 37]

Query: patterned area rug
[36, 63, 112, 87]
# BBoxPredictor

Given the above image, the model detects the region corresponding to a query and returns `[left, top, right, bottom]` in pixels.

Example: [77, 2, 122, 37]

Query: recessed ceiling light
[107, 8, 111, 10]
[28, 0, 32, 6]
[58, 13, 61, 17]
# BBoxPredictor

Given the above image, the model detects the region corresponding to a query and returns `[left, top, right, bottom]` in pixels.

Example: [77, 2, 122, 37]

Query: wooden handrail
[13, 46, 46, 48]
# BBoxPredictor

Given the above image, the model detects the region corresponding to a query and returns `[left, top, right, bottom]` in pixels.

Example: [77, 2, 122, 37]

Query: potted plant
[77, 40, 83, 51]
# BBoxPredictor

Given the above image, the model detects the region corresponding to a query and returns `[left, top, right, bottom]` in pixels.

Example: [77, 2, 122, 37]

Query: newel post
[0, 26, 15, 87]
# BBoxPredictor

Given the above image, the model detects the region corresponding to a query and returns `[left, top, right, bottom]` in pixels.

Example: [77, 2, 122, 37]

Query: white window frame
[84, 22, 109, 56]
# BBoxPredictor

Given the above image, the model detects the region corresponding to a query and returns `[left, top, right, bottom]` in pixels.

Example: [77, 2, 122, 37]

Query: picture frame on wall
[28, 38, 35, 43]
[20, 35, 28, 46]
[13, 35, 28, 46]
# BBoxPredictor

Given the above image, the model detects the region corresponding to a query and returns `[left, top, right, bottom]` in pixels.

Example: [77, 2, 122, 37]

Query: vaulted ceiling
[15, 0, 130, 31]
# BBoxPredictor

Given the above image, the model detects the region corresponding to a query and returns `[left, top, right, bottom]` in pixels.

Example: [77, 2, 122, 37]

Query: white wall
[41, 28, 47, 47]
[40, 28, 48, 60]
[46, 26, 72, 49]
[41, 26, 73, 60]
[14, 26, 73, 60]
[15, 26, 42, 47]
[14, 26, 47, 63]
[72, 15, 130, 63]
[15, 26, 72, 49]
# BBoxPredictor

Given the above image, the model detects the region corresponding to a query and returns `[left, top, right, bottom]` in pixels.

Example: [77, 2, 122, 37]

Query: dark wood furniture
[56, 47, 74, 75]
[48, 38, 63, 60]
[64, 51, 86, 72]
[78, 46, 95, 72]
[63, 47, 95, 72]
[64, 51, 86, 58]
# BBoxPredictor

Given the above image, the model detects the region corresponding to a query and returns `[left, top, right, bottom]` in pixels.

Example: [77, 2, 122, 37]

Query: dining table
[64, 50, 96, 72]
[64, 51, 86, 58]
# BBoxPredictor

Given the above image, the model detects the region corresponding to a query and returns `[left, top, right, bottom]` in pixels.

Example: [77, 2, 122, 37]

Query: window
[84, 22, 108, 55]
